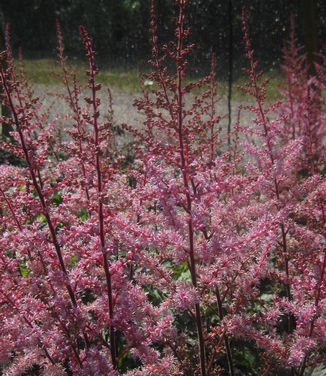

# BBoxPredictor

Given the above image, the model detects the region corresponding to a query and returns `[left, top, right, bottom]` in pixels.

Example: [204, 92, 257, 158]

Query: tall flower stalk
[0, 2, 325, 375]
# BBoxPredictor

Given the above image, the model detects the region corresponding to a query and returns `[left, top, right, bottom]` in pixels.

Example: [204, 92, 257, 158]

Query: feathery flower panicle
[0, 2, 326, 375]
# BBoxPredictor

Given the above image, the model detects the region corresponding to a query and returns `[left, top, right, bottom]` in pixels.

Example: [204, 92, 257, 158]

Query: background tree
[0, 0, 325, 74]
[0, 4, 12, 150]
[300, 0, 319, 72]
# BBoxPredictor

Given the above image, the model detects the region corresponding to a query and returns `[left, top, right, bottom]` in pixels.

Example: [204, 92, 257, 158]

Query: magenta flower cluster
[0, 1, 325, 375]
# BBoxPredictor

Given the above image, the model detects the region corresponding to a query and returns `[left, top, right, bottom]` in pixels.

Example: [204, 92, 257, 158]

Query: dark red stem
[80, 26, 117, 368]
[175, 2, 206, 375]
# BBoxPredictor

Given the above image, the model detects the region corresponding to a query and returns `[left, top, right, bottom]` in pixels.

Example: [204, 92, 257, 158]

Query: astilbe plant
[231, 8, 326, 375]
[0, 1, 326, 375]
[123, 1, 291, 375]
[279, 17, 326, 375]
[0, 18, 179, 376]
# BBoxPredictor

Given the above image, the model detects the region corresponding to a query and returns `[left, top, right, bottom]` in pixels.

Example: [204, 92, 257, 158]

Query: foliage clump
[0, 1, 325, 375]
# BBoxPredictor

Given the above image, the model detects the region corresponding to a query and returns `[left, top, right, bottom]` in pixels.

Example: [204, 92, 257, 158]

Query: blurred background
[0, 0, 325, 79]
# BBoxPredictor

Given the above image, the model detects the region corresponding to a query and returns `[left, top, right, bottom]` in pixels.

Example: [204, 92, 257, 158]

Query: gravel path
[34, 84, 255, 147]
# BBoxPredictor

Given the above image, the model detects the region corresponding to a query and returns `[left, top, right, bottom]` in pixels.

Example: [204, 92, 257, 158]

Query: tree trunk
[227, 0, 233, 148]
[300, 0, 318, 73]
[0, 9, 12, 140]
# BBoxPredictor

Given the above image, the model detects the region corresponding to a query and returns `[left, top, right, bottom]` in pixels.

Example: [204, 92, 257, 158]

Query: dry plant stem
[176, 2, 206, 375]
[82, 28, 117, 368]
[216, 287, 234, 376]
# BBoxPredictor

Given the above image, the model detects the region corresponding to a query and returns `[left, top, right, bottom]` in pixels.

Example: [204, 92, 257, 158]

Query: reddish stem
[56, 21, 90, 201]
[0, 185, 23, 231]
[216, 287, 234, 376]
[298, 202, 326, 376]
[0, 68, 89, 365]
[242, 7, 294, 332]
[79, 25, 117, 368]
[175, 2, 206, 375]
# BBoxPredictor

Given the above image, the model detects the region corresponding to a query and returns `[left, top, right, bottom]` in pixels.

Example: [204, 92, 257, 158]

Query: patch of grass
[97, 68, 142, 91]
[16, 58, 67, 85]
[16, 58, 142, 90]
[16, 58, 284, 100]
[242, 70, 283, 101]
[216, 70, 283, 102]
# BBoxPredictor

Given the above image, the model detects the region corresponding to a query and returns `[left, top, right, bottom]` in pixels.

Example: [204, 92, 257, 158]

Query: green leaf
[172, 261, 191, 281]
[260, 293, 273, 302]
[5, 249, 15, 259]
[68, 255, 78, 267]
[55, 222, 64, 231]
[311, 365, 326, 376]
[52, 191, 63, 206]
[79, 208, 89, 222]
[19, 262, 30, 277]
[37, 213, 47, 229]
